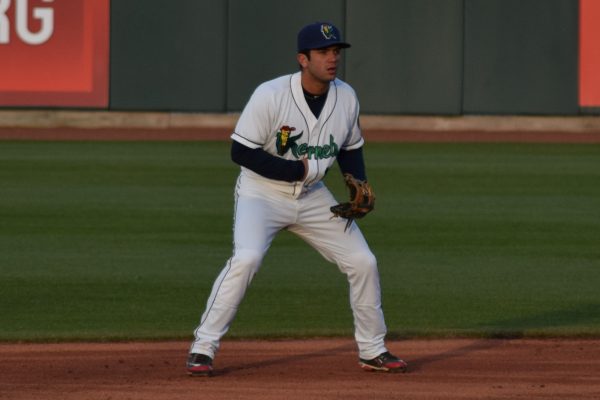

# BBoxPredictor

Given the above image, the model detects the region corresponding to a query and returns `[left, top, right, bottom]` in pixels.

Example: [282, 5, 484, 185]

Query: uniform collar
[291, 72, 337, 130]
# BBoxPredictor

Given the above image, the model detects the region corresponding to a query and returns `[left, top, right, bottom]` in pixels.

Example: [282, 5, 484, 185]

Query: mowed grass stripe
[0, 142, 598, 341]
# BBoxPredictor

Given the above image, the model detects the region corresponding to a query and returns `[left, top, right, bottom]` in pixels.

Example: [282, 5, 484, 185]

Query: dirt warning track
[1, 112, 600, 142]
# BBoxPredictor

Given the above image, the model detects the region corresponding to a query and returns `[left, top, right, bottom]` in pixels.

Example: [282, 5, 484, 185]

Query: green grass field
[1, 141, 599, 341]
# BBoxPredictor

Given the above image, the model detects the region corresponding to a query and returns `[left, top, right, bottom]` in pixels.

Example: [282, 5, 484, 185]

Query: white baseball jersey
[231, 71, 364, 197]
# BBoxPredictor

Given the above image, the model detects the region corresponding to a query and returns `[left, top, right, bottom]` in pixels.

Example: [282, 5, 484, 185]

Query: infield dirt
[1, 339, 599, 400]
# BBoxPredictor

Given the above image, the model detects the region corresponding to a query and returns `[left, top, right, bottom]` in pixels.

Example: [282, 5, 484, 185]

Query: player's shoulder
[333, 78, 357, 96]
[333, 78, 359, 107]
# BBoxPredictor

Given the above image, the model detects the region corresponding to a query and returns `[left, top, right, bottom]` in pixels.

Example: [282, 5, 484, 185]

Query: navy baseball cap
[297, 22, 351, 52]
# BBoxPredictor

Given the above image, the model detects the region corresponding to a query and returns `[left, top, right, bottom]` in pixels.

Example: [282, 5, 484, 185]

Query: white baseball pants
[190, 176, 388, 360]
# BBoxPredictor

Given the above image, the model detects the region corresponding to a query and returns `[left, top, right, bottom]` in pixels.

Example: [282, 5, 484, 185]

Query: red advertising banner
[580, 0, 600, 108]
[0, 0, 109, 107]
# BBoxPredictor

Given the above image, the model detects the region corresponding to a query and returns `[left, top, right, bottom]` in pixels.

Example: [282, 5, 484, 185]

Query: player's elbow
[230, 142, 237, 163]
[230, 141, 245, 165]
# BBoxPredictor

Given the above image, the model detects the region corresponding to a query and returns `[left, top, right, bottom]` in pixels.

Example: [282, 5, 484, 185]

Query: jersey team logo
[275, 125, 340, 160]
[321, 24, 336, 40]
[276, 125, 302, 156]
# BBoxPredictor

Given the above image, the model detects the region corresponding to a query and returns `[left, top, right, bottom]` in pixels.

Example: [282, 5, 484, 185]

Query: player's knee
[231, 248, 264, 275]
[347, 251, 378, 275]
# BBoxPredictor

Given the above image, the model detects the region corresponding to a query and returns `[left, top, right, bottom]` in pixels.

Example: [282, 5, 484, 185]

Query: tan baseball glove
[330, 173, 375, 231]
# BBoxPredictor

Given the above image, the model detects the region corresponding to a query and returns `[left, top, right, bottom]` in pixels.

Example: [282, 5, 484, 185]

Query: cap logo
[321, 24, 337, 40]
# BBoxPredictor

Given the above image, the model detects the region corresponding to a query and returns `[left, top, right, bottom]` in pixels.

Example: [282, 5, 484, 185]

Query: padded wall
[346, 0, 464, 115]
[110, 0, 228, 111]
[463, 0, 578, 115]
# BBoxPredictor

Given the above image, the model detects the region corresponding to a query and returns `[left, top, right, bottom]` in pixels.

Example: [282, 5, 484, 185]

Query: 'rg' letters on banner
[0, 0, 54, 45]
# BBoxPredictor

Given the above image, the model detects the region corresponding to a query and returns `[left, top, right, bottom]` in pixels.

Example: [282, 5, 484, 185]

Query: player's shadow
[215, 341, 356, 376]
[214, 303, 599, 375]
[407, 339, 503, 373]
[409, 302, 600, 372]
[476, 302, 600, 333]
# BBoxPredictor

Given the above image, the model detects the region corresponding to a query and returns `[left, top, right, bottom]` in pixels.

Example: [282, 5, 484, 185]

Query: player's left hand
[330, 173, 375, 231]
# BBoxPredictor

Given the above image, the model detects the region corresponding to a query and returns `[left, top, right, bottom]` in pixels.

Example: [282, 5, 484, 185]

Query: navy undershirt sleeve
[337, 147, 367, 181]
[231, 140, 305, 182]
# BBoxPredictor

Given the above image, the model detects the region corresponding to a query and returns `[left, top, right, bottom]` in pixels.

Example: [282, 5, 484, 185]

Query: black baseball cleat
[359, 351, 408, 373]
[186, 353, 213, 377]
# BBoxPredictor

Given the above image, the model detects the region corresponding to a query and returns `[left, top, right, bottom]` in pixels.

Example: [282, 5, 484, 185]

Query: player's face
[298, 46, 342, 93]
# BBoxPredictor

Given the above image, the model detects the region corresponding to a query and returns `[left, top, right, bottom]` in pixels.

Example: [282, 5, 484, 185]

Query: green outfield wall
[0, 0, 589, 115]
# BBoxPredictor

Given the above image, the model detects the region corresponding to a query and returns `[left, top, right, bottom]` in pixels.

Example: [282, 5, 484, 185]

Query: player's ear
[297, 52, 309, 69]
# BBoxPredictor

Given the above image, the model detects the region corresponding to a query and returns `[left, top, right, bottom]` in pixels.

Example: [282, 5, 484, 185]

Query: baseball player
[187, 22, 407, 376]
